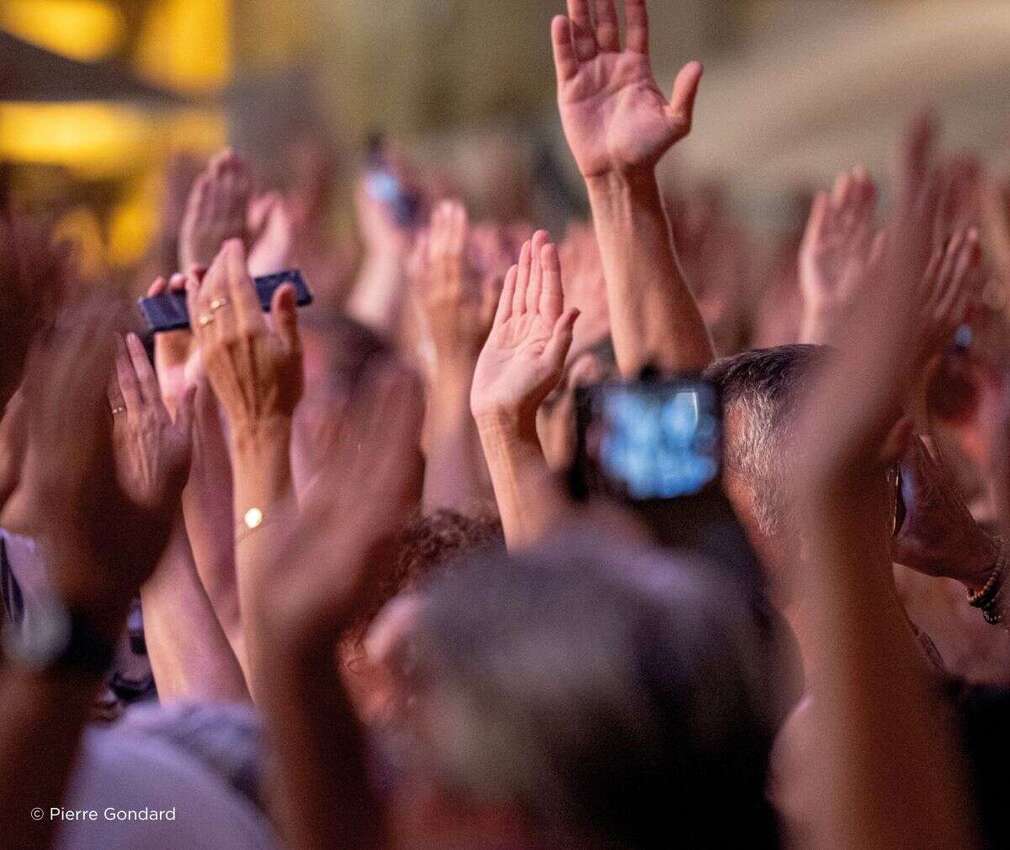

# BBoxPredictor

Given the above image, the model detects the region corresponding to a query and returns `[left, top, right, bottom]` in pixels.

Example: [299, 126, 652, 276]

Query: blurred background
[3, 0, 1010, 279]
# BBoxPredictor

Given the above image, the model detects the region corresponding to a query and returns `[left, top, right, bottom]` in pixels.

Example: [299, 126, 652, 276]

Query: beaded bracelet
[968, 537, 1007, 627]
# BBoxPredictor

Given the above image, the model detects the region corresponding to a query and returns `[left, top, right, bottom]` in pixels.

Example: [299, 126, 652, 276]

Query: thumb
[544, 308, 580, 371]
[669, 61, 703, 130]
[271, 283, 302, 355]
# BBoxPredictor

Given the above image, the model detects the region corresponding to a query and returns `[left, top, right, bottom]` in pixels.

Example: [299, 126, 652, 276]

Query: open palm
[472, 231, 579, 422]
[551, 0, 703, 178]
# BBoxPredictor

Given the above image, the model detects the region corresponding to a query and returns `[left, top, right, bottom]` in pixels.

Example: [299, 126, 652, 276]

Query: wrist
[231, 416, 293, 454]
[474, 406, 539, 446]
[585, 167, 660, 201]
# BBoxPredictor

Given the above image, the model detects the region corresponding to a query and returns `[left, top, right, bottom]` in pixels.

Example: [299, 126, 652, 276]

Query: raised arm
[551, 0, 712, 375]
[110, 332, 247, 702]
[471, 231, 579, 548]
[147, 273, 244, 666]
[0, 303, 187, 850]
[187, 239, 303, 698]
[412, 200, 500, 515]
[253, 362, 423, 850]
[790, 133, 980, 850]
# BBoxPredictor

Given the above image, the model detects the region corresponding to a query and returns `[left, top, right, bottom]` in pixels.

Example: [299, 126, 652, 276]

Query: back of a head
[394, 538, 782, 849]
[703, 345, 828, 539]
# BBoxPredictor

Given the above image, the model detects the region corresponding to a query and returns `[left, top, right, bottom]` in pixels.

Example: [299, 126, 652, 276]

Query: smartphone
[570, 378, 722, 503]
[570, 376, 801, 710]
[137, 269, 314, 334]
[365, 133, 421, 229]
[569, 377, 758, 587]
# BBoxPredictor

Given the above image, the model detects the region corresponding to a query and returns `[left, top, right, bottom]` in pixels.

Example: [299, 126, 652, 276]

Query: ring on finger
[111, 405, 127, 416]
[197, 312, 216, 328]
[209, 297, 231, 313]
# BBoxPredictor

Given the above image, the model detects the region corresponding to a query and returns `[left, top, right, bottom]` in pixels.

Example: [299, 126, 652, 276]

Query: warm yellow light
[108, 174, 160, 268]
[0, 0, 124, 62]
[135, 0, 232, 93]
[0, 103, 149, 177]
[0, 103, 227, 179]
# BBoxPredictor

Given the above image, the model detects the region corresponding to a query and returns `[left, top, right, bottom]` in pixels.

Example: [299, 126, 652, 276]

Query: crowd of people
[3, 1, 1010, 847]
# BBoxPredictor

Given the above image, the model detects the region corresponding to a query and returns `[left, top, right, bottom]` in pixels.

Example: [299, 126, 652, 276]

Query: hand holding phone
[138, 269, 313, 334]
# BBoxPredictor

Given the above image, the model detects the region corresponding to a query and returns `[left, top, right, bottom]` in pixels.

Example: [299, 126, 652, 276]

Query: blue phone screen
[599, 385, 720, 500]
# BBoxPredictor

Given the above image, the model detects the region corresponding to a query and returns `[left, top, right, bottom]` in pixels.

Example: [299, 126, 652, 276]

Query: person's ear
[878, 414, 914, 466]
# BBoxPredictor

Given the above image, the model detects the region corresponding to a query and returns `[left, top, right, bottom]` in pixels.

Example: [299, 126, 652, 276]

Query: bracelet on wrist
[968, 537, 1007, 627]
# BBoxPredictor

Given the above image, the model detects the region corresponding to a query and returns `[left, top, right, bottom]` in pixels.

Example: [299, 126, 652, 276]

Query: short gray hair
[704, 345, 829, 537]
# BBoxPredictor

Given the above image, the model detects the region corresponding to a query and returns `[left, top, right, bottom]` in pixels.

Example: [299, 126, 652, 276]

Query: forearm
[230, 417, 295, 699]
[259, 638, 386, 850]
[586, 169, 714, 376]
[476, 411, 569, 549]
[805, 486, 977, 850]
[423, 361, 493, 515]
[346, 254, 407, 336]
[0, 668, 104, 850]
[182, 397, 242, 661]
[141, 520, 248, 703]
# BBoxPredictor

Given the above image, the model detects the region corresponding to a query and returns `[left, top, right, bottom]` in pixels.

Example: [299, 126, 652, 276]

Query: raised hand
[13, 302, 185, 628]
[917, 227, 982, 357]
[179, 149, 253, 271]
[147, 272, 203, 414]
[414, 200, 500, 366]
[893, 435, 998, 590]
[471, 231, 579, 424]
[109, 332, 194, 510]
[247, 192, 295, 278]
[262, 360, 424, 649]
[551, 0, 703, 178]
[798, 167, 878, 343]
[186, 239, 303, 432]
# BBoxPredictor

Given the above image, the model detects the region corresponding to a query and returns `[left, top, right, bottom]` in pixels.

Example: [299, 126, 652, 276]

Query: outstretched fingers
[592, 0, 620, 51]
[526, 231, 550, 315]
[539, 242, 564, 323]
[551, 16, 579, 83]
[567, 0, 598, 61]
[495, 265, 519, 327]
[512, 240, 533, 318]
[544, 308, 581, 371]
[625, 0, 650, 54]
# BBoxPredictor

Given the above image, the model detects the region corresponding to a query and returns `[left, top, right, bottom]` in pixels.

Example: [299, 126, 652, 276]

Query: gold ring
[209, 297, 231, 313]
[197, 312, 216, 328]
[111, 405, 127, 416]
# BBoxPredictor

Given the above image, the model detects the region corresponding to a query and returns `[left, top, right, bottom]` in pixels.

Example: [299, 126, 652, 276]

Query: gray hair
[704, 345, 829, 537]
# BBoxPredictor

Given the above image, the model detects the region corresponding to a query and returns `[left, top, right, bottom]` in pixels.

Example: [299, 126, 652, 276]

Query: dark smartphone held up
[569, 375, 762, 590]
[365, 132, 422, 229]
[137, 269, 314, 334]
[570, 377, 722, 503]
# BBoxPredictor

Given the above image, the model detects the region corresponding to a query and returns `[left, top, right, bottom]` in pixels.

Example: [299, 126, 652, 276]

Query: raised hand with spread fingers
[179, 149, 253, 271]
[186, 238, 303, 691]
[799, 167, 879, 344]
[412, 200, 500, 514]
[551, 0, 712, 376]
[471, 231, 579, 548]
[552, 0, 703, 179]
[471, 231, 579, 426]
